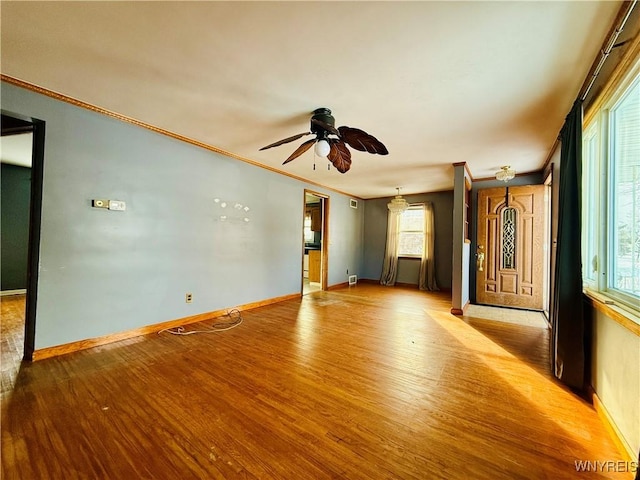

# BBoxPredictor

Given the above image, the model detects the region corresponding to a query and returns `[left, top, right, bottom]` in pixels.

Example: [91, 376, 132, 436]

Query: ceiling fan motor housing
[311, 108, 335, 138]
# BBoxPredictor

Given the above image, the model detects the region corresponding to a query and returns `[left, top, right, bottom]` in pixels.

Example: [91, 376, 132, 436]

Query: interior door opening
[1, 111, 45, 362]
[302, 191, 328, 295]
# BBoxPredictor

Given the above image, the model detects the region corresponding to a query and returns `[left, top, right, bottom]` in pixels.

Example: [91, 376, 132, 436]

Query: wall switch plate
[92, 199, 110, 209]
[108, 200, 126, 211]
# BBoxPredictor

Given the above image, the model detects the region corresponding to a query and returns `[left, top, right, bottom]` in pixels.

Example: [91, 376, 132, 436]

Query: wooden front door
[476, 185, 545, 310]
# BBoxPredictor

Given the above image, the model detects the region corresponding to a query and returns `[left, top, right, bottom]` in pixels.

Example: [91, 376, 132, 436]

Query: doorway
[302, 191, 328, 295]
[1, 112, 45, 361]
[476, 185, 546, 310]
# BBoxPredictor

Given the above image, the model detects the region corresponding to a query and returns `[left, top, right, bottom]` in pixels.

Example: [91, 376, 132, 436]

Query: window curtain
[380, 210, 400, 286]
[552, 99, 585, 390]
[419, 202, 439, 291]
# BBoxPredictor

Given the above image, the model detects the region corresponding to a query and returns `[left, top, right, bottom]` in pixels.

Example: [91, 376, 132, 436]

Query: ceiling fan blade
[282, 139, 316, 165]
[259, 132, 312, 151]
[337, 126, 388, 155]
[311, 118, 340, 136]
[328, 139, 352, 173]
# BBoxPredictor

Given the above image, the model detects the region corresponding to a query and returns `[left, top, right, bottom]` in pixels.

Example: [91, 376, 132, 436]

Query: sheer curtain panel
[419, 202, 439, 291]
[380, 211, 400, 286]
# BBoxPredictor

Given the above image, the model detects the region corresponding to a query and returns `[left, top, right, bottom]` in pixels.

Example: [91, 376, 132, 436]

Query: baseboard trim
[358, 279, 451, 293]
[451, 300, 470, 316]
[588, 386, 635, 462]
[328, 282, 349, 291]
[360, 279, 421, 289]
[32, 292, 300, 361]
[1, 289, 27, 297]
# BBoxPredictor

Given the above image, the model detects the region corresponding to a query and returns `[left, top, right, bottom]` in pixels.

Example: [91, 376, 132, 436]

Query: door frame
[475, 184, 546, 310]
[302, 189, 329, 292]
[543, 169, 553, 326]
[1, 110, 45, 361]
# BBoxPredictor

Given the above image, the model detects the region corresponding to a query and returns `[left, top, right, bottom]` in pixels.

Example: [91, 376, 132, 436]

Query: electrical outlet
[185, 293, 193, 303]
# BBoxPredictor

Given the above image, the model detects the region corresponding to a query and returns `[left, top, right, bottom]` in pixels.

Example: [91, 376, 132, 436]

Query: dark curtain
[552, 99, 585, 390]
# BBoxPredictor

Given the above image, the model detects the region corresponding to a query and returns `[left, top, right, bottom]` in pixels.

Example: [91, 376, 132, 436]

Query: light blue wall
[451, 164, 469, 311]
[591, 308, 640, 458]
[328, 195, 365, 285]
[1, 82, 364, 350]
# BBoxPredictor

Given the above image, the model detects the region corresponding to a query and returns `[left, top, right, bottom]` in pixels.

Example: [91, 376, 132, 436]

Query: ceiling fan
[259, 108, 388, 173]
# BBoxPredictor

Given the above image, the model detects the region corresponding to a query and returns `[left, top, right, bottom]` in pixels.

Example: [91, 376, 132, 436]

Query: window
[398, 204, 425, 257]
[610, 77, 639, 300]
[303, 213, 314, 243]
[582, 59, 639, 312]
[582, 120, 600, 285]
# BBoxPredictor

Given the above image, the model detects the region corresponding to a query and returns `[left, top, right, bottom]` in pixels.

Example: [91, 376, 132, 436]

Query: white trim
[582, 58, 640, 318]
[1, 289, 27, 297]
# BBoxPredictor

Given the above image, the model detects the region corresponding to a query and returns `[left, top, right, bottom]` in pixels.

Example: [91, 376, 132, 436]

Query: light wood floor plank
[1, 286, 630, 479]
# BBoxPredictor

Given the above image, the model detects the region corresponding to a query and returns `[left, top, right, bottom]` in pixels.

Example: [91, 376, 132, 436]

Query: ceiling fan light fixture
[496, 165, 516, 182]
[387, 187, 409, 213]
[314, 139, 330, 158]
[259, 107, 388, 174]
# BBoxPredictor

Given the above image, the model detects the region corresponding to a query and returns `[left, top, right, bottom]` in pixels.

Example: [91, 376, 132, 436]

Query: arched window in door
[502, 207, 517, 270]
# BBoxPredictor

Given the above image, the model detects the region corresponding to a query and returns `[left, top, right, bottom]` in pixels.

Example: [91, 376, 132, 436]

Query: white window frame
[582, 57, 640, 316]
[398, 204, 425, 258]
[303, 212, 314, 243]
[582, 120, 600, 289]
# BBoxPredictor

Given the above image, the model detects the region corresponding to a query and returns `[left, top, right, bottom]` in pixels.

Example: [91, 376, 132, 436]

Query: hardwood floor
[1, 285, 629, 479]
[1, 294, 25, 400]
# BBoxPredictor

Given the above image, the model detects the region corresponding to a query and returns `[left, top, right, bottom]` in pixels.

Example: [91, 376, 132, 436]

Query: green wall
[1, 163, 31, 291]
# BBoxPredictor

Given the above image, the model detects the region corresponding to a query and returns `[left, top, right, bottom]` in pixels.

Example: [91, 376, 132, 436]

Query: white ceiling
[0, 1, 622, 198]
